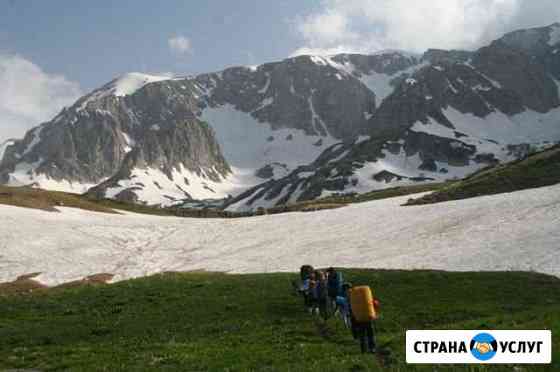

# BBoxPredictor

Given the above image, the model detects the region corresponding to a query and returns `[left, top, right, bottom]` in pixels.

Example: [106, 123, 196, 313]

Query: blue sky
[1, 0, 559, 142]
[1, 0, 319, 90]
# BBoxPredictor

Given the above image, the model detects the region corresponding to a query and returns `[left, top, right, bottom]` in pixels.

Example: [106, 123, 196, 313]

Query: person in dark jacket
[354, 320, 376, 353]
[302, 271, 315, 312]
[296, 265, 315, 310]
[300, 265, 314, 281]
[326, 267, 343, 313]
[313, 271, 329, 320]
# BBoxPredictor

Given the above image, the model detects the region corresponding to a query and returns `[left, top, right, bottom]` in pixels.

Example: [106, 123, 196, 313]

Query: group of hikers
[294, 265, 380, 354]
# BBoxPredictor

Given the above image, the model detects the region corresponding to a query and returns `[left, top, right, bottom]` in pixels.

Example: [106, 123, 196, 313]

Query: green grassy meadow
[0, 270, 558, 371]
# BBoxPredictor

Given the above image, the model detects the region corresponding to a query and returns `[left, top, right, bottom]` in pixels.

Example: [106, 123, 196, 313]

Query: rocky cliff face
[196, 52, 418, 139]
[0, 74, 231, 204]
[2, 24, 560, 209]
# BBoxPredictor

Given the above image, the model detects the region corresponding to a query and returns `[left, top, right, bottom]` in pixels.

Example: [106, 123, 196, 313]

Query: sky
[1, 0, 559, 142]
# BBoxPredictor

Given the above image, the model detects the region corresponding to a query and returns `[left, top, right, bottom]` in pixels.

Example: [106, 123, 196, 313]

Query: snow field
[104, 165, 253, 206]
[1, 183, 559, 286]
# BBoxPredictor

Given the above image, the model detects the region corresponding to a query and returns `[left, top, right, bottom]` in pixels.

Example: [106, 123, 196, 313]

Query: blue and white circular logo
[470, 333, 498, 361]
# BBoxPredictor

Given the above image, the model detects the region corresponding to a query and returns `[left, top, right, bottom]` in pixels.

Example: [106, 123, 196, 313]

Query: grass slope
[1, 270, 558, 371]
[0, 185, 118, 214]
[0, 185, 180, 216]
[407, 146, 560, 206]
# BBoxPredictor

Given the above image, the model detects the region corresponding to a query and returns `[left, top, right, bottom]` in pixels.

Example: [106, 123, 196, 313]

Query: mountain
[1, 23, 560, 209]
[0, 52, 419, 205]
[0, 73, 232, 204]
[226, 23, 560, 211]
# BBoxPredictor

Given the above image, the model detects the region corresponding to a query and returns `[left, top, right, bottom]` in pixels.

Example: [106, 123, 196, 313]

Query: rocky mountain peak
[0, 76, 231, 203]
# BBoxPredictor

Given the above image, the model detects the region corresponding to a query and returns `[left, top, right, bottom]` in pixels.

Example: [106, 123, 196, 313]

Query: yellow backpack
[350, 286, 377, 322]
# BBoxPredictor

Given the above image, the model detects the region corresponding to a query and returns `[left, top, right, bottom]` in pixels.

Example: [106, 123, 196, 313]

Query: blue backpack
[327, 271, 343, 296]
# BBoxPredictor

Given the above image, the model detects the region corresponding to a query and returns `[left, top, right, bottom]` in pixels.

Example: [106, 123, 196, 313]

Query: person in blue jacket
[335, 283, 355, 328]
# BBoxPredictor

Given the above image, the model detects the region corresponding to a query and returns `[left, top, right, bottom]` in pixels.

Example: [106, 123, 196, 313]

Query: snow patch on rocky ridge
[0, 140, 15, 163]
[112, 73, 173, 97]
[548, 24, 560, 46]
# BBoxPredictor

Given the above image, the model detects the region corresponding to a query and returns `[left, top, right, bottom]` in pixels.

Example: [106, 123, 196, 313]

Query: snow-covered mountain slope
[226, 103, 560, 212]
[99, 164, 248, 205]
[1, 183, 559, 286]
[228, 24, 560, 210]
[199, 104, 337, 181]
[2, 23, 560, 208]
[0, 139, 15, 165]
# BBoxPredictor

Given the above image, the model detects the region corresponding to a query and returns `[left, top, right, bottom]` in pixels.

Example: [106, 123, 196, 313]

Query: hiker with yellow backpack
[349, 285, 381, 354]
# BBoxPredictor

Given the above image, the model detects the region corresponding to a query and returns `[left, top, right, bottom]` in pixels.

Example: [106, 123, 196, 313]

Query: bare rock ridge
[1, 76, 230, 204]
[1, 23, 560, 209]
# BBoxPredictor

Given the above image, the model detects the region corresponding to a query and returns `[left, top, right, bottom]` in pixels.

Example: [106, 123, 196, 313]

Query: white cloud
[291, 46, 360, 57]
[0, 54, 82, 142]
[296, 10, 357, 47]
[291, 0, 560, 56]
[168, 35, 193, 55]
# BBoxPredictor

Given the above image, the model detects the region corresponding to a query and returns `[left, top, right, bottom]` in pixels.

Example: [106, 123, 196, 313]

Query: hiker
[303, 270, 316, 311]
[326, 267, 343, 313]
[307, 271, 318, 314]
[312, 270, 329, 319]
[354, 317, 376, 353]
[335, 283, 353, 329]
[297, 265, 315, 309]
[300, 265, 314, 281]
[349, 285, 379, 353]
